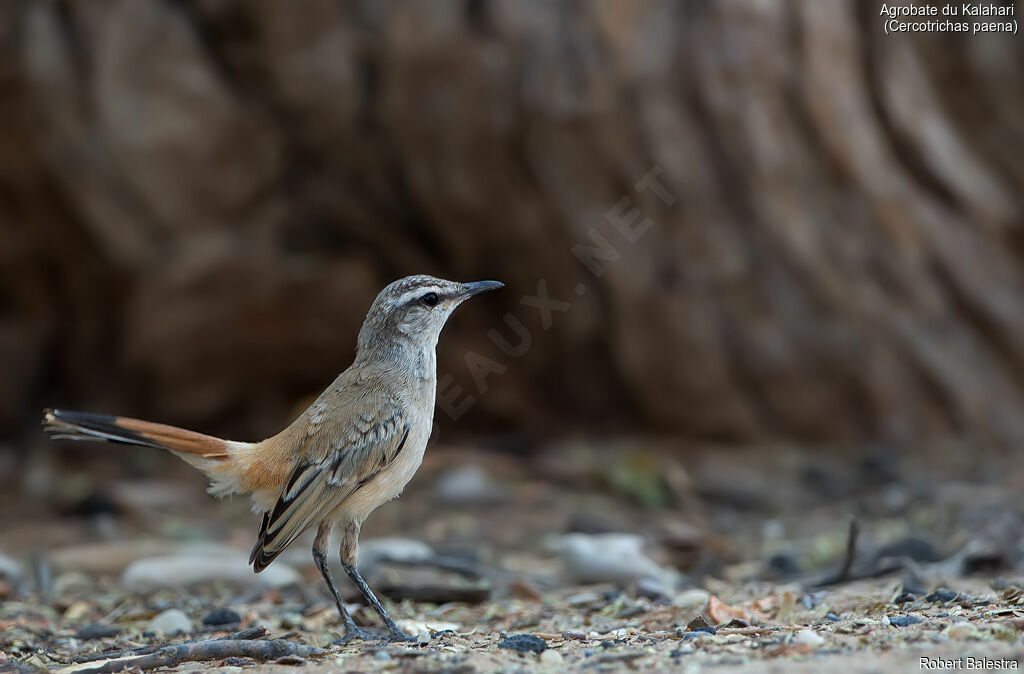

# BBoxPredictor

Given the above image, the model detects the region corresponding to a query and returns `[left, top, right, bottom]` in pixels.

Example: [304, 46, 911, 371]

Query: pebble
[681, 632, 707, 641]
[888, 615, 924, 627]
[945, 622, 980, 640]
[549, 533, 676, 587]
[202, 608, 242, 626]
[123, 553, 299, 591]
[675, 588, 711, 608]
[416, 631, 431, 645]
[825, 612, 841, 621]
[148, 608, 192, 636]
[434, 465, 506, 505]
[684, 615, 715, 634]
[636, 577, 670, 602]
[562, 630, 588, 641]
[0, 552, 22, 585]
[539, 649, 563, 665]
[792, 629, 825, 647]
[926, 589, 959, 603]
[497, 634, 547, 654]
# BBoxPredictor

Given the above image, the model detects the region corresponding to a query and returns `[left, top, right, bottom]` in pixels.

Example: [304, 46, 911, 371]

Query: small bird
[43, 275, 503, 642]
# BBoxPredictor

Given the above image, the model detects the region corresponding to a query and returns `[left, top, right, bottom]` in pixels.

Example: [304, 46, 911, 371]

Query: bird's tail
[42, 408, 231, 476]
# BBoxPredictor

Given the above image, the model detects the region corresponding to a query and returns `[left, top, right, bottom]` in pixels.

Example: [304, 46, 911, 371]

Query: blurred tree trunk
[3, 0, 1023, 452]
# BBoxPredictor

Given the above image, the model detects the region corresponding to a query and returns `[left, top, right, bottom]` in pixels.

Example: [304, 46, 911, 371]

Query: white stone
[148, 608, 192, 636]
[792, 629, 825, 647]
[945, 622, 979, 640]
[123, 552, 299, 591]
[540, 649, 563, 665]
[548, 533, 677, 587]
[675, 588, 711, 608]
[359, 538, 435, 572]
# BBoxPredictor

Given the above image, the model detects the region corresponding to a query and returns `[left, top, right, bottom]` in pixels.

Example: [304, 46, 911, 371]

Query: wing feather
[249, 405, 408, 572]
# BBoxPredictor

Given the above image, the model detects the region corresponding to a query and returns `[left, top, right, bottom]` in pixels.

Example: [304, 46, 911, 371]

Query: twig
[71, 626, 268, 663]
[63, 638, 319, 674]
[807, 519, 859, 588]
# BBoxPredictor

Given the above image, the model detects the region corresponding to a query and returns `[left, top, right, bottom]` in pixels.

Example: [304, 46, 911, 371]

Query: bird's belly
[330, 424, 431, 524]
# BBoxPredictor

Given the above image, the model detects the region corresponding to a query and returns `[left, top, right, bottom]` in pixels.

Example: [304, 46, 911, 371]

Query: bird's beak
[459, 280, 505, 298]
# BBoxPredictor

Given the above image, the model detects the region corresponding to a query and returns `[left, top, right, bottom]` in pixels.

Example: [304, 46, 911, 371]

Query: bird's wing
[249, 397, 409, 572]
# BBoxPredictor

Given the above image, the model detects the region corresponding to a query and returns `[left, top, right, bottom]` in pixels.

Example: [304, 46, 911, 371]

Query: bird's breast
[330, 420, 433, 525]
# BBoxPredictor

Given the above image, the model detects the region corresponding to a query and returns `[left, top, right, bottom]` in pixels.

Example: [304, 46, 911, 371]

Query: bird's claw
[331, 626, 377, 644]
[332, 626, 417, 645]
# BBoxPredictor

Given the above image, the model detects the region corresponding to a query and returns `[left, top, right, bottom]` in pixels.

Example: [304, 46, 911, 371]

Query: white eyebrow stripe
[397, 287, 444, 305]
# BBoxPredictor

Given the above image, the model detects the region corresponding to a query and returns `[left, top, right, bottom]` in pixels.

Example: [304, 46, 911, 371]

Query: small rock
[825, 612, 841, 621]
[766, 552, 802, 578]
[926, 589, 958, 603]
[675, 588, 711, 608]
[123, 553, 299, 591]
[497, 634, 547, 654]
[681, 632, 707, 641]
[539, 649, 563, 665]
[945, 622, 980, 640]
[0, 552, 22, 586]
[373, 650, 392, 662]
[202, 608, 242, 626]
[565, 591, 602, 607]
[63, 600, 92, 621]
[75, 623, 119, 640]
[415, 631, 431, 645]
[358, 538, 435, 573]
[148, 608, 192, 636]
[792, 629, 825, 647]
[434, 465, 506, 505]
[888, 615, 924, 627]
[685, 615, 715, 634]
[562, 630, 588, 640]
[894, 592, 917, 604]
[636, 577, 670, 602]
[722, 618, 749, 628]
[549, 533, 677, 587]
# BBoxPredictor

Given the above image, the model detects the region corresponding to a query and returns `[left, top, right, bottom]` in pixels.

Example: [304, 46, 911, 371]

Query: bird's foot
[332, 626, 418, 645]
[331, 625, 378, 644]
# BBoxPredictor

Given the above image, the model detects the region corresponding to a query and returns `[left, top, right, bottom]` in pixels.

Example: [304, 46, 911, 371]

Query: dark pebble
[889, 615, 924, 627]
[583, 649, 595, 657]
[767, 552, 802, 578]
[202, 608, 242, 626]
[669, 649, 691, 657]
[222, 658, 255, 666]
[497, 634, 546, 654]
[825, 612, 841, 621]
[926, 589, 958, 603]
[682, 632, 707, 641]
[75, 623, 119, 640]
[894, 592, 918, 604]
[723, 618, 749, 628]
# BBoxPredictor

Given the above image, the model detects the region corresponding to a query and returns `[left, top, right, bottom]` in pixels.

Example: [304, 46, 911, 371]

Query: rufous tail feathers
[42, 409, 229, 459]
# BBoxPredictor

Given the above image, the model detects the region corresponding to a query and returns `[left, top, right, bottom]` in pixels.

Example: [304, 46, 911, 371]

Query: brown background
[2, 1, 1024, 453]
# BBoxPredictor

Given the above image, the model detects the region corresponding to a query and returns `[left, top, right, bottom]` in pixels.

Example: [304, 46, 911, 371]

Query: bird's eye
[420, 292, 439, 307]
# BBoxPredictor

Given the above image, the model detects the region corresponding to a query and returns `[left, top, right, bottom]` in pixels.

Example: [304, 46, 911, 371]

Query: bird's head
[357, 274, 504, 357]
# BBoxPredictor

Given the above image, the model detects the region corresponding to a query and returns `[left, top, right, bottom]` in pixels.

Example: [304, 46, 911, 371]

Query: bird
[42, 274, 504, 643]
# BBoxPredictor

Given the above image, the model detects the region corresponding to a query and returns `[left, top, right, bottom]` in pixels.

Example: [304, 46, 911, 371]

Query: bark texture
[3, 1, 1023, 451]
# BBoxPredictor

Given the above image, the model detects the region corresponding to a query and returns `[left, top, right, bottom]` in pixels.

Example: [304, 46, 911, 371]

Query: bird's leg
[341, 522, 416, 642]
[313, 522, 372, 643]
